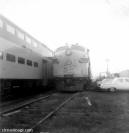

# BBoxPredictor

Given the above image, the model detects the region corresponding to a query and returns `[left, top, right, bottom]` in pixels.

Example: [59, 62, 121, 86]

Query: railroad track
[0, 92, 79, 132]
[0, 94, 45, 108]
[0, 91, 55, 108]
[0, 94, 52, 117]
[29, 92, 79, 132]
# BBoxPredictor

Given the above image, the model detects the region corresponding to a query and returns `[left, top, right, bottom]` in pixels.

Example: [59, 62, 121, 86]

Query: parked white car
[97, 79, 113, 87]
[100, 77, 129, 92]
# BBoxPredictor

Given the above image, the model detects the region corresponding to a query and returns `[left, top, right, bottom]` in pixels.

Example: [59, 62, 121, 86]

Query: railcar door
[42, 59, 48, 86]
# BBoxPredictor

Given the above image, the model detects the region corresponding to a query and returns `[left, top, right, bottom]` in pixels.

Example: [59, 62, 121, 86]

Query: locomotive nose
[64, 77, 73, 85]
[65, 49, 72, 56]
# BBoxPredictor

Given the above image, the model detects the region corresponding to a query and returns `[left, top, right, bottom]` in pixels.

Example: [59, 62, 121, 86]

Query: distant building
[119, 70, 129, 77]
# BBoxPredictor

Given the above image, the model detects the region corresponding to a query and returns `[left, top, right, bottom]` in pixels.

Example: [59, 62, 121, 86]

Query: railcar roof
[0, 14, 53, 54]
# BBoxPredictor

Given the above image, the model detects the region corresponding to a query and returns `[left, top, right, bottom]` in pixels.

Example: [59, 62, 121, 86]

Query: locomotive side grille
[79, 58, 89, 63]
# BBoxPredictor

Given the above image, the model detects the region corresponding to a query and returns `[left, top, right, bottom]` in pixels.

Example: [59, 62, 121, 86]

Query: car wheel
[109, 88, 116, 92]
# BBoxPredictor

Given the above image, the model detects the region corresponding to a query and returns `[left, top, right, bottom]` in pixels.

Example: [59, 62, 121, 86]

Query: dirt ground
[37, 91, 129, 133]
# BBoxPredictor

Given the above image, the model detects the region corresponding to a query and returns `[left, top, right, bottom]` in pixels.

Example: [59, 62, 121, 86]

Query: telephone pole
[105, 59, 110, 77]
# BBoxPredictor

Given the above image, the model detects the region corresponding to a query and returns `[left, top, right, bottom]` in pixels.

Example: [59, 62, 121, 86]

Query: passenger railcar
[53, 44, 91, 91]
[0, 15, 53, 96]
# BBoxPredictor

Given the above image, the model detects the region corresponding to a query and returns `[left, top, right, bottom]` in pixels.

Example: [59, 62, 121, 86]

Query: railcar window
[25, 36, 31, 44]
[18, 57, 25, 64]
[0, 51, 3, 59]
[34, 62, 38, 67]
[27, 60, 32, 66]
[6, 53, 16, 62]
[0, 19, 3, 28]
[6, 24, 15, 34]
[17, 30, 24, 40]
[32, 40, 38, 47]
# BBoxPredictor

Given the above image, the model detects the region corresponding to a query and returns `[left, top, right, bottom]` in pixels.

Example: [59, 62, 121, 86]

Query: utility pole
[105, 59, 110, 77]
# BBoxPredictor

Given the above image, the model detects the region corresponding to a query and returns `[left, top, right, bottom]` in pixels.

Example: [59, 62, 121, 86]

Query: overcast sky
[0, 0, 129, 76]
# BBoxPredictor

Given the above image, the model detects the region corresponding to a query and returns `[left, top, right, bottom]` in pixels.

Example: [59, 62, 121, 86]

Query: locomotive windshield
[55, 46, 68, 52]
[55, 44, 86, 54]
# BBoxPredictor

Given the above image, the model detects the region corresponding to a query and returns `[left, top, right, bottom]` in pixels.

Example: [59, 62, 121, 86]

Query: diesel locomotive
[53, 44, 91, 91]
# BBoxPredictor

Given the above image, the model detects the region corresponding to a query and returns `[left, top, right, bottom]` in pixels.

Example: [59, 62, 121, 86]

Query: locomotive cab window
[34, 62, 38, 67]
[18, 57, 25, 64]
[27, 60, 32, 66]
[6, 53, 16, 62]
[0, 51, 3, 60]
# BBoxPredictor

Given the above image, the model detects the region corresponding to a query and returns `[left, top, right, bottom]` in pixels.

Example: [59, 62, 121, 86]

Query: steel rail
[0, 94, 52, 116]
[29, 93, 79, 132]
[0, 94, 46, 108]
